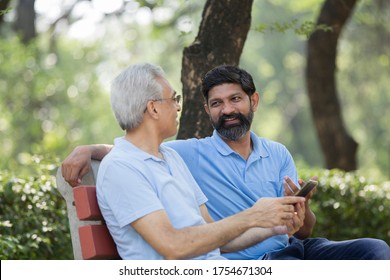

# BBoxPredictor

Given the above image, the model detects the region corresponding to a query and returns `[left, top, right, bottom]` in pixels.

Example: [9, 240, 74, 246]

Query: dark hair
[201, 65, 256, 101]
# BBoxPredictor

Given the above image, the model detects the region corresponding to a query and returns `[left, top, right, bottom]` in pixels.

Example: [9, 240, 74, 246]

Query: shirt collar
[210, 130, 234, 156]
[114, 137, 164, 162]
[250, 131, 269, 158]
[210, 130, 269, 158]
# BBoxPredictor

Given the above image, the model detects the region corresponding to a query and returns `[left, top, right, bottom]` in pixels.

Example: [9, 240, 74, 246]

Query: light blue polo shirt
[164, 130, 298, 260]
[96, 137, 225, 260]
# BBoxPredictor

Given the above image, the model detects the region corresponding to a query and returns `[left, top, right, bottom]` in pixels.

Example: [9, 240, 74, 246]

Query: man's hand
[283, 175, 318, 239]
[286, 201, 305, 236]
[284, 176, 317, 199]
[249, 196, 305, 228]
[61, 145, 92, 187]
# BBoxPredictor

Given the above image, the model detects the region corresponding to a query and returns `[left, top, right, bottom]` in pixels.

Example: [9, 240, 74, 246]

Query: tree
[2, 0, 387, 174]
[14, 0, 37, 44]
[178, 0, 253, 139]
[306, 0, 358, 171]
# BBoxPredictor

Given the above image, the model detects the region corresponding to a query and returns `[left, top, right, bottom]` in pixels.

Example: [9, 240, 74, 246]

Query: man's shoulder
[163, 136, 212, 151]
[252, 133, 284, 147]
[160, 144, 185, 159]
[99, 144, 146, 176]
[251, 133, 290, 155]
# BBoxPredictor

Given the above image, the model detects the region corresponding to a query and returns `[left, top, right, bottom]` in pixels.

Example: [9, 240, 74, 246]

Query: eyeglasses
[153, 95, 181, 105]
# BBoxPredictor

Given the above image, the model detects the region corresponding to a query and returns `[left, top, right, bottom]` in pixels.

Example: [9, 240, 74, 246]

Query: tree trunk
[14, 0, 36, 44]
[306, 0, 358, 171]
[178, 0, 253, 139]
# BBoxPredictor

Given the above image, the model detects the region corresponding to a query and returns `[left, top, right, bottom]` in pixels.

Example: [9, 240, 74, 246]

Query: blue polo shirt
[97, 137, 225, 260]
[164, 130, 298, 260]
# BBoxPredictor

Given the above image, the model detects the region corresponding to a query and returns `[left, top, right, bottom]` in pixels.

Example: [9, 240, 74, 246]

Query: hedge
[299, 168, 390, 244]
[0, 157, 72, 260]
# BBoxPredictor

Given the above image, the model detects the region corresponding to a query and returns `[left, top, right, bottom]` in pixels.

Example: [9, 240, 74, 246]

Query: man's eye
[210, 101, 220, 107]
[232, 97, 241, 102]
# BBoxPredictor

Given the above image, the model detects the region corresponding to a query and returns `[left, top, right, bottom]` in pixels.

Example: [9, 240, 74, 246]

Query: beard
[212, 110, 254, 141]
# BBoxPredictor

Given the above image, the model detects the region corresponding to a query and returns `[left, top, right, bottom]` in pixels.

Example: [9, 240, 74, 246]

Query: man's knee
[359, 238, 390, 260]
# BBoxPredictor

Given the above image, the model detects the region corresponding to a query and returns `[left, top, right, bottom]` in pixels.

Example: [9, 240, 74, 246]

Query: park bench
[56, 160, 120, 260]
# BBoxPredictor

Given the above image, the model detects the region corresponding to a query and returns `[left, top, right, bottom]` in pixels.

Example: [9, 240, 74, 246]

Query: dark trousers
[263, 237, 390, 260]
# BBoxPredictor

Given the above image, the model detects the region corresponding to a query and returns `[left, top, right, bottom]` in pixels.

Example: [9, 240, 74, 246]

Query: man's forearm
[220, 226, 286, 253]
[89, 144, 113, 160]
[147, 197, 303, 259]
[136, 208, 256, 260]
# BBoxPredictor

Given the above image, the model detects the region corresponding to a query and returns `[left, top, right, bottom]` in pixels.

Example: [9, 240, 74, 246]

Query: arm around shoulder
[61, 144, 113, 187]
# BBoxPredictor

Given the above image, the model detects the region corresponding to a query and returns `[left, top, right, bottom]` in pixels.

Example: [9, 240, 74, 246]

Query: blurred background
[0, 0, 389, 259]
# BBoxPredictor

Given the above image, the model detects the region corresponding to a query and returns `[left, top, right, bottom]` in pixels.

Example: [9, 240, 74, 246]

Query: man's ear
[145, 101, 159, 118]
[251, 92, 260, 112]
[204, 103, 210, 115]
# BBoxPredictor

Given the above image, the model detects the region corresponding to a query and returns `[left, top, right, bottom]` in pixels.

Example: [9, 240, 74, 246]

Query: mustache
[218, 113, 244, 126]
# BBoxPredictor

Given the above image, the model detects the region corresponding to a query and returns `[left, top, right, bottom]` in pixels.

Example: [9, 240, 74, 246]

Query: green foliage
[243, 0, 390, 179]
[0, 35, 123, 175]
[0, 156, 72, 259]
[0, 0, 389, 257]
[253, 19, 332, 38]
[0, 7, 12, 16]
[336, 0, 390, 178]
[298, 167, 390, 244]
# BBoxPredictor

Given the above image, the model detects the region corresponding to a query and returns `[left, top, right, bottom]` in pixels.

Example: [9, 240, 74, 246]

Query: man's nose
[221, 102, 235, 115]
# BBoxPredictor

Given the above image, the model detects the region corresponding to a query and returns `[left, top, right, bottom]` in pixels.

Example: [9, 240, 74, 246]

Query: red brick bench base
[73, 185, 120, 260]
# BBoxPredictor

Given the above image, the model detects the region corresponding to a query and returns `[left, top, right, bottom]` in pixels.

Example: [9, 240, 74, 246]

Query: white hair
[110, 63, 165, 130]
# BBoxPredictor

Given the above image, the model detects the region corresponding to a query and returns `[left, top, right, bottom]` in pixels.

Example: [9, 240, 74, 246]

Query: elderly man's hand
[61, 145, 92, 187]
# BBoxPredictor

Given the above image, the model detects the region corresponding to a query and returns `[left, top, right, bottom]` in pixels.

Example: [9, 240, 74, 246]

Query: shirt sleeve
[163, 139, 197, 167]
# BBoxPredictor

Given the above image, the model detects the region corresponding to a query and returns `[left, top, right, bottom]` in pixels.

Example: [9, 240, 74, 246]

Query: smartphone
[294, 179, 318, 197]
